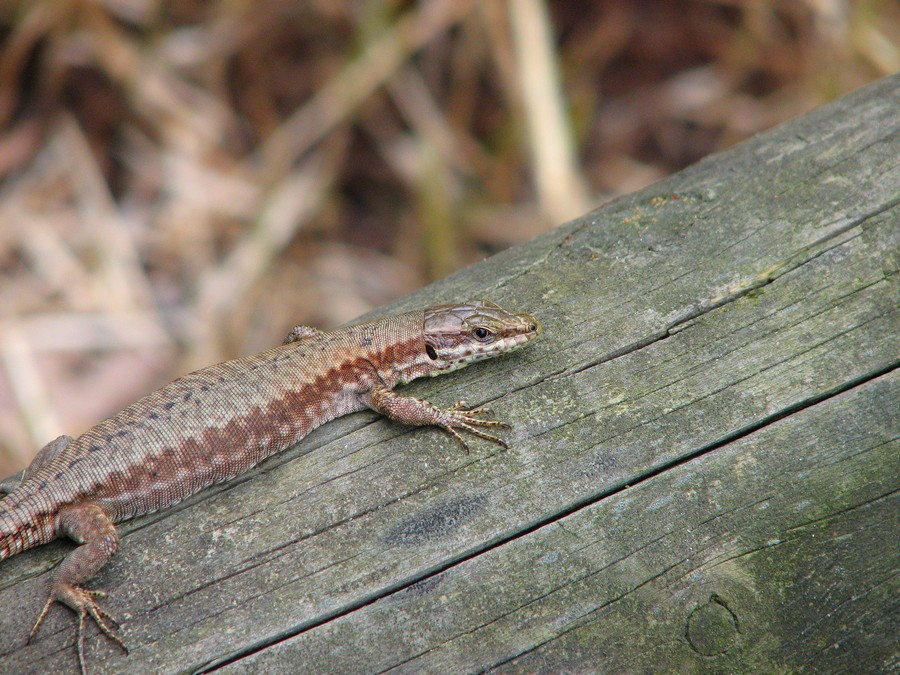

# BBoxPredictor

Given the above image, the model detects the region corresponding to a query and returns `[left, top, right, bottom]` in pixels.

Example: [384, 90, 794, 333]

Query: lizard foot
[29, 584, 128, 674]
[442, 400, 511, 452]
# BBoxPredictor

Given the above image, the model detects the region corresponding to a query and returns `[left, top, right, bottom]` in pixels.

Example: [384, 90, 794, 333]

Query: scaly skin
[0, 300, 540, 673]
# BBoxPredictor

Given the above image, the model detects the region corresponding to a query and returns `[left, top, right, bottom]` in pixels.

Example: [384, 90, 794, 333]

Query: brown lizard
[0, 300, 540, 673]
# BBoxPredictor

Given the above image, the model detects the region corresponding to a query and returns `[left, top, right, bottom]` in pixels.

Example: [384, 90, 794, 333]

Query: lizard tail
[0, 497, 55, 561]
[0, 508, 18, 561]
[0, 494, 15, 560]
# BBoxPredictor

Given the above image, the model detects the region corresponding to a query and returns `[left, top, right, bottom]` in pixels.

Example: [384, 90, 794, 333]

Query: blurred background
[0, 0, 896, 474]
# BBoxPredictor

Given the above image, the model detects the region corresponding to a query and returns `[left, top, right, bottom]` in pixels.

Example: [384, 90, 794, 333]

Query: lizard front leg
[364, 384, 510, 452]
[30, 501, 127, 674]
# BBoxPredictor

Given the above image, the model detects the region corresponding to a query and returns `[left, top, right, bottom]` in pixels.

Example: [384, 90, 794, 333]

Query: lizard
[0, 300, 540, 673]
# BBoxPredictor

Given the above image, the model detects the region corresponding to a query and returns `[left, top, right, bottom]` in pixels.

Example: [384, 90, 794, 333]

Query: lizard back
[0, 311, 427, 556]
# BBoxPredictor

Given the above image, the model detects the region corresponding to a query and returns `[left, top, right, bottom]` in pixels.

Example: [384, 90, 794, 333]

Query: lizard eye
[426, 345, 438, 360]
[473, 327, 492, 341]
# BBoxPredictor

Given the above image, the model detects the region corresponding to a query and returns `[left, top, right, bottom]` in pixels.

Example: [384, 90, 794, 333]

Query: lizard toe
[30, 583, 128, 674]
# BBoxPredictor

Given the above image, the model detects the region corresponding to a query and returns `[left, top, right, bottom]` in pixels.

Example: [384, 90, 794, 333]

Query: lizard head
[420, 300, 541, 376]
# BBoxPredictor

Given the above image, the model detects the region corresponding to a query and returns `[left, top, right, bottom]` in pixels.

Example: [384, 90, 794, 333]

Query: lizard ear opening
[426, 344, 438, 360]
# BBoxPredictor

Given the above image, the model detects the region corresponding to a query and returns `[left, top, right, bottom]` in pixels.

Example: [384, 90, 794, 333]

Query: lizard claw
[441, 402, 511, 452]
[29, 584, 128, 675]
[449, 400, 498, 417]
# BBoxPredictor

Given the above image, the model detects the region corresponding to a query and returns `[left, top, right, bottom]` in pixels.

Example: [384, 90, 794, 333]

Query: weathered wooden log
[1, 73, 896, 674]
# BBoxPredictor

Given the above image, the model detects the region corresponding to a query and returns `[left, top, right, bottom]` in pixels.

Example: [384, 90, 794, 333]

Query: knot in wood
[686, 594, 739, 656]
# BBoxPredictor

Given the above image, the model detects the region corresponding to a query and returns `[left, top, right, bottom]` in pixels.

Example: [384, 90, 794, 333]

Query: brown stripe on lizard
[0, 300, 540, 674]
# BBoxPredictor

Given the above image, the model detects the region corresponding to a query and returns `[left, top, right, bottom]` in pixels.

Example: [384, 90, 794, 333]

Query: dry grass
[0, 0, 896, 474]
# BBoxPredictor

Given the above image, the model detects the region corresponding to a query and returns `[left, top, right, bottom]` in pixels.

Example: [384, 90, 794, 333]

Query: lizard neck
[347, 310, 438, 388]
